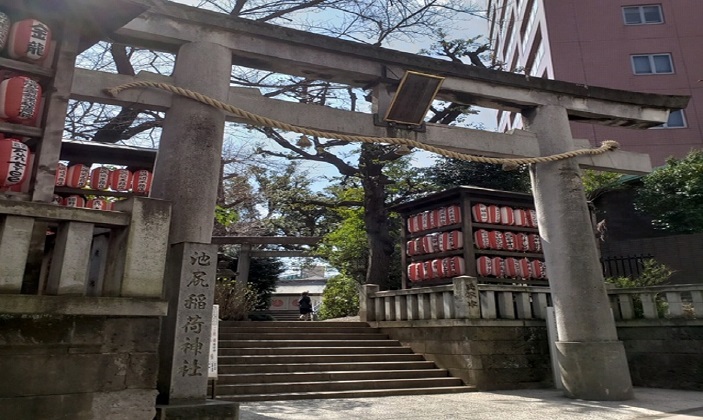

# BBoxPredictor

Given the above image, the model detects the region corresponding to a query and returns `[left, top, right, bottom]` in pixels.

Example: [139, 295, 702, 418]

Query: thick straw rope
[106, 81, 619, 166]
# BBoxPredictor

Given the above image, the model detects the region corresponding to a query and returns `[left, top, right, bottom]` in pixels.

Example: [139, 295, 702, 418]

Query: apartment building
[488, 0, 703, 165]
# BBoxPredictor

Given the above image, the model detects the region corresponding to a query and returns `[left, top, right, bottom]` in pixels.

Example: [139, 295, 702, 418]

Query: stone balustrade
[360, 277, 702, 322]
[0, 197, 171, 316]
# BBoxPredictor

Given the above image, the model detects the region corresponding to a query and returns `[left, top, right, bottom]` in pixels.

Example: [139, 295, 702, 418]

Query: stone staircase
[215, 321, 475, 402]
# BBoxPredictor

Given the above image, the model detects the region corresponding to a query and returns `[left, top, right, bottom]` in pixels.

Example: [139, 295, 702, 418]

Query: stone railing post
[0, 215, 34, 293]
[453, 276, 480, 319]
[104, 197, 172, 298]
[359, 284, 379, 322]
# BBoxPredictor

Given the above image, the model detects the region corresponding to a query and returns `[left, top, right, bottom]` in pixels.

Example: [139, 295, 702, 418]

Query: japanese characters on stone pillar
[158, 242, 218, 403]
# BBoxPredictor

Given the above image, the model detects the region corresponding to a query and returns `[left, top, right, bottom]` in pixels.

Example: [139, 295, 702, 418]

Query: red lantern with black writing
[55, 162, 67, 186]
[0, 138, 30, 187]
[531, 260, 546, 279]
[66, 164, 90, 188]
[504, 257, 520, 278]
[474, 229, 490, 249]
[527, 209, 538, 228]
[0, 13, 10, 51]
[513, 208, 529, 226]
[432, 259, 446, 278]
[528, 234, 542, 252]
[406, 238, 423, 256]
[7, 19, 52, 62]
[445, 256, 465, 277]
[63, 195, 85, 208]
[408, 263, 423, 282]
[437, 207, 448, 227]
[477, 256, 492, 277]
[419, 211, 432, 231]
[499, 206, 515, 225]
[0, 76, 42, 125]
[408, 214, 421, 233]
[517, 233, 530, 252]
[503, 231, 519, 251]
[439, 230, 463, 252]
[86, 198, 108, 210]
[90, 166, 111, 190]
[445, 204, 461, 225]
[488, 230, 504, 250]
[491, 257, 505, 277]
[518, 258, 532, 278]
[421, 233, 439, 254]
[131, 169, 153, 195]
[109, 168, 132, 192]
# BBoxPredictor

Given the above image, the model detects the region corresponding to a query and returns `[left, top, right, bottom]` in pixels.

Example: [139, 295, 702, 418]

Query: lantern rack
[0, 57, 54, 79]
[390, 186, 549, 289]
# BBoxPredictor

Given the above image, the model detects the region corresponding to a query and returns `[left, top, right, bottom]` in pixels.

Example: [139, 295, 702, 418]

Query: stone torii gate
[70, 0, 688, 411]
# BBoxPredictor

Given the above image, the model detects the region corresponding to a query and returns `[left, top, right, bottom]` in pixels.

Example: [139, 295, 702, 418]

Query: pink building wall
[489, 0, 703, 165]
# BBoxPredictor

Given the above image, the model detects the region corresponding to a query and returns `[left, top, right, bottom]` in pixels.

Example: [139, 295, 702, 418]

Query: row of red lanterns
[55, 164, 153, 194]
[476, 256, 547, 280]
[471, 203, 538, 228]
[52, 194, 117, 211]
[406, 230, 463, 256]
[407, 204, 462, 233]
[474, 229, 542, 253]
[407, 257, 466, 282]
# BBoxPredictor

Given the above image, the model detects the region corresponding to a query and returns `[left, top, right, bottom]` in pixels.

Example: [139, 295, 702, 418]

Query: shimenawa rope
[106, 81, 619, 167]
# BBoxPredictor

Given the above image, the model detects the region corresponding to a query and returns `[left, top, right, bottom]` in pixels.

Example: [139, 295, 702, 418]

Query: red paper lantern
[419, 211, 432, 231]
[518, 258, 532, 278]
[531, 260, 546, 279]
[109, 168, 132, 192]
[7, 19, 52, 62]
[527, 209, 538, 228]
[517, 233, 530, 252]
[0, 13, 10, 51]
[90, 166, 111, 190]
[63, 195, 85, 208]
[445, 256, 465, 277]
[439, 230, 463, 252]
[425, 260, 441, 279]
[477, 256, 492, 277]
[500, 206, 515, 225]
[437, 207, 448, 227]
[513, 208, 529, 226]
[131, 169, 153, 195]
[406, 238, 424, 256]
[86, 198, 108, 210]
[474, 229, 490, 249]
[428, 209, 440, 230]
[503, 231, 519, 251]
[432, 259, 447, 278]
[408, 263, 422, 282]
[55, 162, 67, 186]
[66, 164, 90, 188]
[471, 203, 488, 223]
[488, 230, 504, 250]
[528, 234, 542, 252]
[0, 76, 42, 125]
[0, 138, 30, 187]
[491, 257, 505, 277]
[504, 257, 520, 278]
[421, 233, 439, 254]
[408, 214, 421, 233]
[446, 204, 461, 225]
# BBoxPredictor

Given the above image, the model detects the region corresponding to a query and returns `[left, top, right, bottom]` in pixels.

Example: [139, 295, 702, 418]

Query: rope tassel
[105, 81, 620, 164]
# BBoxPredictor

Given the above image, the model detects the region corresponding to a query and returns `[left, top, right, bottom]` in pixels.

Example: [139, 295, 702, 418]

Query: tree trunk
[360, 145, 396, 289]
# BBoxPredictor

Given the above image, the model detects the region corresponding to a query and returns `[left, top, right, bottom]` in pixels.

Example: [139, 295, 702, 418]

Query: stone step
[218, 360, 437, 374]
[219, 346, 413, 356]
[220, 321, 369, 328]
[219, 339, 401, 348]
[218, 353, 425, 365]
[220, 326, 380, 334]
[217, 386, 476, 402]
[216, 369, 450, 384]
[219, 332, 388, 341]
[216, 377, 465, 395]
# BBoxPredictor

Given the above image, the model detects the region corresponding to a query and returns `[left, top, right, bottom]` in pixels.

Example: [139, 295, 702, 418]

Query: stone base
[156, 400, 239, 420]
[556, 340, 634, 401]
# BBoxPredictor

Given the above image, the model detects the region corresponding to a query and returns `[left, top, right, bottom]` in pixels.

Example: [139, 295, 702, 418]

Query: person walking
[298, 291, 313, 321]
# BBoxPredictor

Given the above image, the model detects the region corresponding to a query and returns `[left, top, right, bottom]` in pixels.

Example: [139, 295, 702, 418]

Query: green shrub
[605, 259, 674, 318]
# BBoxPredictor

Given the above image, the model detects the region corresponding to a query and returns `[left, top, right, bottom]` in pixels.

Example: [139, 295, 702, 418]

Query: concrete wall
[0, 315, 160, 420]
[374, 320, 703, 392]
[373, 320, 553, 390]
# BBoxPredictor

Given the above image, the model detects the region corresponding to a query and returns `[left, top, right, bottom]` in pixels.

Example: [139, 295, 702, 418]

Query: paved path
[238, 388, 703, 420]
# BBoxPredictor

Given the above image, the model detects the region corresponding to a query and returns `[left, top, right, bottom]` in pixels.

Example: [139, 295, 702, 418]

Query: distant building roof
[274, 279, 327, 295]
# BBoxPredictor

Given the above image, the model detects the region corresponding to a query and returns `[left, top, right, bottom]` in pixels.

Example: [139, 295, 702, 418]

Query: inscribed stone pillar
[150, 41, 236, 418]
[150, 41, 231, 245]
[524, 105, 633, 401]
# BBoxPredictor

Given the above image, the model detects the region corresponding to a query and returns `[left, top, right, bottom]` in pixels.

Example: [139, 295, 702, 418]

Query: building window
[623, 5, 663, 25]
[631, 54, 673, 74]
[653, 109, 686, 128]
